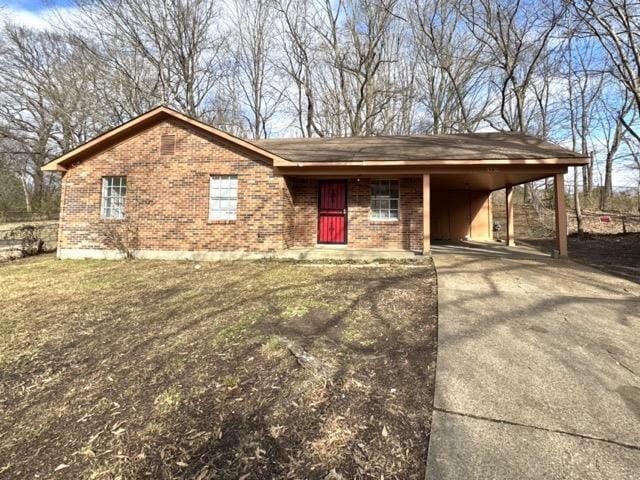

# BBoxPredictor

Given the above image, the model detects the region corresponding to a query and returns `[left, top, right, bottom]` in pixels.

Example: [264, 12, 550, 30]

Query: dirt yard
[522, 233, 640, 284]
[491, 196, 640, 283]
[0, 256, 437, 479]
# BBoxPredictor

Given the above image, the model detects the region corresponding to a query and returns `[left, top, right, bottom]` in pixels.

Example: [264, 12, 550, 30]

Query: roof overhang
[273, 156, 588, 168]
[42, 106, 289, 172]
[275, 163, 574, 192]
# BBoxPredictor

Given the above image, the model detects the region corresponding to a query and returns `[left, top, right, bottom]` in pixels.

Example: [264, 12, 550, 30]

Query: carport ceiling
[430, 171, 562, 191]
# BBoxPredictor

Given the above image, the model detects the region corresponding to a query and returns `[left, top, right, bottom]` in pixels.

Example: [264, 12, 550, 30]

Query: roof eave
[273, 156, 589, 168]
[42, 163, 68, 172]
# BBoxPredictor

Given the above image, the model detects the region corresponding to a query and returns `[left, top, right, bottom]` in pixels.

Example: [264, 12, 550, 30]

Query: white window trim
[370, 179, 400, 221]
[209, 175, 238, 221]
[101, 176, 127, 220]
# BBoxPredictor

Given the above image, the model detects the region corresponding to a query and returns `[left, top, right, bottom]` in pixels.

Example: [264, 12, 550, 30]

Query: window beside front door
[101, 176, 127, 219]
[209, 175, 238, 220]
[370, 180, 399, 220]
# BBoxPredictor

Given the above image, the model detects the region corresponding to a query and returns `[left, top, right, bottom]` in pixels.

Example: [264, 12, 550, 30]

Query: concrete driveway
[426, 243, 640, 479]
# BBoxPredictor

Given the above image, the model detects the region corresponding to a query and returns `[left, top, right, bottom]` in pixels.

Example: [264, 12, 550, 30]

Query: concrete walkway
[426, 243, 640, 479]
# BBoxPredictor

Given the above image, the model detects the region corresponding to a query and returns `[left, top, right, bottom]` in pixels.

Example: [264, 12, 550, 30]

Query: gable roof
[42, 106, 288, 172]
[255, 132, 587, 165]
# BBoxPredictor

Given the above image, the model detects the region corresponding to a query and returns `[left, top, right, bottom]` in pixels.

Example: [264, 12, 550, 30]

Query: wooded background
[0, 0, 639, 221]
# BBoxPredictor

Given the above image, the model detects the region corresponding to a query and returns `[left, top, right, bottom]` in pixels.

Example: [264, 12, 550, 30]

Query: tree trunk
[604, 153, 614, 200]
[573, 167, 583, 234]
[20, 176, 32, 214]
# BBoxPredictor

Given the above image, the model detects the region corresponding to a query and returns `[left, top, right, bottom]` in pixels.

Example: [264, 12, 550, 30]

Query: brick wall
[59, 120, 288, 253]
[348, 178, 423, 251]
[285, 178, 318, 247]
[286, 177, 424, 251]
[59, 121, 425, 254]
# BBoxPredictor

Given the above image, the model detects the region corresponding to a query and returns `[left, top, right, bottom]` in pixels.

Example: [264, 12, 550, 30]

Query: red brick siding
[59, 120, 287, 252]
[349, 178, 423, 250]
[286, 177, 423, 251]
[285, 178, 318, 247]
[282, 177, 296, 247]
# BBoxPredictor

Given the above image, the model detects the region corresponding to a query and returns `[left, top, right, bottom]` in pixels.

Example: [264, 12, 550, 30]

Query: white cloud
[3, 7, 51, 28]
[1, 5, 77, 30]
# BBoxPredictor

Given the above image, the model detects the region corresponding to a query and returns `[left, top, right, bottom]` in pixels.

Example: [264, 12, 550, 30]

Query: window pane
[210, 175, 238, 220]
[370, 180, 399, 220]
[101, 176, 127, 219]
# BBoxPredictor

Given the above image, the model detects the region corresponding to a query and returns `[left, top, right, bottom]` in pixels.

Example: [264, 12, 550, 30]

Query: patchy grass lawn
[0, 255, 437, 479]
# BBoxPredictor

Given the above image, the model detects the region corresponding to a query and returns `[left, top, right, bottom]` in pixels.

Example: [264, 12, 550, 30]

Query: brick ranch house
[42, 106, 588, 260]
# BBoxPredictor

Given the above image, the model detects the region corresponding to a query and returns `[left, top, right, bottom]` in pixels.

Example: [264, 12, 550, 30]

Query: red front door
[318, 181, 347, 244]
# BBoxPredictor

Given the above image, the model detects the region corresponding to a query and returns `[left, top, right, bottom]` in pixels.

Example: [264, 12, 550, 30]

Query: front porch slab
[282, 247, 420, 261]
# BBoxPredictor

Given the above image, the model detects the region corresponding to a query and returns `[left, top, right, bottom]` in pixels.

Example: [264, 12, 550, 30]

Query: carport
[429, 167, 570, 254]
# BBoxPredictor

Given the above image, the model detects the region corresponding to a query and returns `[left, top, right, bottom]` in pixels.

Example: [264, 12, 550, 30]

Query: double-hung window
[370, 180, 399, 220]
[209, 175, 238, 220]
[101, 176, 127, 219]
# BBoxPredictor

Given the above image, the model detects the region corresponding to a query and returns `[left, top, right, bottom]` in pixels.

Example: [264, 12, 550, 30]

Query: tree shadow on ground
[0, 259, 438, 480]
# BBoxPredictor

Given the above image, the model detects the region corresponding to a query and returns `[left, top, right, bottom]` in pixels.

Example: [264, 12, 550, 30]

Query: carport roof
[255, 132, 587, 164]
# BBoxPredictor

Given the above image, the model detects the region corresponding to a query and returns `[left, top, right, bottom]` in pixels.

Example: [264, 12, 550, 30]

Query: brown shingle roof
[254, 132, 584, 163]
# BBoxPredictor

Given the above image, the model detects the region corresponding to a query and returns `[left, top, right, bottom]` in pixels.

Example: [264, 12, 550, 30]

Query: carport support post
[554, 173, 568, 257]
[423, 174, 430, 254]
[505, 185, 515, 246]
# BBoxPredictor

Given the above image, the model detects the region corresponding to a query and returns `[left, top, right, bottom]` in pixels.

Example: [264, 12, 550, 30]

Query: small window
[160, 134, 176, 155]
[209, 175, 238, 220]
[101, 176, 127, 219]
[370, 180, 399, 220]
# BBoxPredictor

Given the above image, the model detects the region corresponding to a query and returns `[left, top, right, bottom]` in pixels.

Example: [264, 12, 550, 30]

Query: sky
[1, 0, 72, 28]
[5, 0, 72, 11]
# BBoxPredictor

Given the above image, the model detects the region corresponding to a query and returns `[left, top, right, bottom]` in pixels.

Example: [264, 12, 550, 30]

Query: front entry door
[318, 181, 347, 244]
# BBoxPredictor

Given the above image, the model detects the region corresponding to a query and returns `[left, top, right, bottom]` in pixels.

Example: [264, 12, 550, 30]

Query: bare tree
[273, 0, 325, 137]
[458, 0, 568, 204]
[409, 0, 493, 133]
[623, 138, 640, 211]
[0, 27, 93, 212]
[69, 0, 228, 119]
[562, 25, 606, 196]
[574, 0, 640, 142]
[458, 0, 567, 133]
[598, 90, 632, 205]
[310, 0, 408, 136]
[229, 0, 283, 139]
